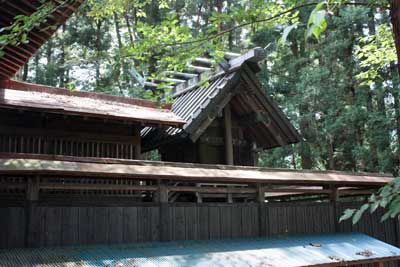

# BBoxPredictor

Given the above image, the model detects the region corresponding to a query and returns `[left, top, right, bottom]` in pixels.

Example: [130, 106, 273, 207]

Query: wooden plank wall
[0, 202, 398, 266]
[0, 135, 137, 159]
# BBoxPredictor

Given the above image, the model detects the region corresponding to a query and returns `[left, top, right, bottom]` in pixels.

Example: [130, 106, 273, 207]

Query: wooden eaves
[0, 0, 85, 79]
[0, 79, 186, 128]
[0, 154, 392, 187]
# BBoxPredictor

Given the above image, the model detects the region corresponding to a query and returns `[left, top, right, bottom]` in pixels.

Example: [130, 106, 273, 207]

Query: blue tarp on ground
[1, 233, 399, 267]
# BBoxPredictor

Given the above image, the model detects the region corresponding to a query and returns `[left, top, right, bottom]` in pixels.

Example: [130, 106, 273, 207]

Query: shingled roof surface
[0, 0, 85, 79]
[0, 80, 185, 127]
[142, 47, 301, 150]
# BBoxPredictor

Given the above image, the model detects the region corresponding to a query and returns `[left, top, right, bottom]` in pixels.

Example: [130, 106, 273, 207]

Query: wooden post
[25, 175, 39, 248]
[373, 262, 384, 267]
[224, 103, 234, 165]
[134, 126, 142, 160]
[227, 193, 233, 203]
[257, 184, 267, 237]
[159, 182, 169, 241]
[330, 185, 339, 233]
[196, 184, 203, 203]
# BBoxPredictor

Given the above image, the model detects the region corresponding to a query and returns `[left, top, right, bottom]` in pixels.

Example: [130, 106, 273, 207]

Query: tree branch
[162, 1, 389, 47]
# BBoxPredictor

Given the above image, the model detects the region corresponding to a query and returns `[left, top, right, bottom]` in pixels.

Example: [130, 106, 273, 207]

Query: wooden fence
[0, 202, 398, 266]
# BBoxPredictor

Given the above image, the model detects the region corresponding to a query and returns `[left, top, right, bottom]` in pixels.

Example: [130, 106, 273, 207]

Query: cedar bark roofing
[0, 0, 85, 79]
[0, 80, 185, 127]
[0, 154, 393, 186]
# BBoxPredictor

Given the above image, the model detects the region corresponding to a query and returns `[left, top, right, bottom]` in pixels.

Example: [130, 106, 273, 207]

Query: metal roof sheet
[0, 80, 185, 127]
[0, 233, 399, 267]
[0, 156, 393, 186]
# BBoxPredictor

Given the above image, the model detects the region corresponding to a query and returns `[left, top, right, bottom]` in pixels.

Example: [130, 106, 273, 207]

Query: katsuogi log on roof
[0, 79, 185, 127]
[142, 47, 301, 153]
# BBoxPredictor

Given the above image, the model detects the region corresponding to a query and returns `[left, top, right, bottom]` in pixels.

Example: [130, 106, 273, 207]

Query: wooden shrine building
[142, 48, 301, 166]
[0, 1, 400, 267]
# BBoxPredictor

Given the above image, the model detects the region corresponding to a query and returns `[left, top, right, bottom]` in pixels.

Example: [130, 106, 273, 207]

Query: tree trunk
[114, 11, 128, 92]
[22, 63, 28, 81]
[34, 53, 40, 83]
[45, 40, 53, 85]
[95, 20, 102, 88]
[390, 0, 400, 77]
[299, 104, 313, 169]
[59, 24, 66, 88]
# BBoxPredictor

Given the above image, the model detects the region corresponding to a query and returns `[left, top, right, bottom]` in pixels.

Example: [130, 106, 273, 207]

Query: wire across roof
[0, 155, 392, 186]
[0, 233, 398, 267]
[0, 80, 185, 127]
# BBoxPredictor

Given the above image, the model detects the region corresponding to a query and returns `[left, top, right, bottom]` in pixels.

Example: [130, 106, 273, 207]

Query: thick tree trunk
[22, 63, 28, 81]
[390, 0, 400, 77]
[114, 11, 128, 93]
[95, 20, 102, 88]
[299, 104, 313, 169]
[45, 40, 53, 85]
[34, 54, 40, 83]
[59, 24, 66, 88]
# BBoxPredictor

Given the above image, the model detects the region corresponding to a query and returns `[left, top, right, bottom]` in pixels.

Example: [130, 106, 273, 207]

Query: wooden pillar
[329, 185, 339, 233]
[227, 193, 233, 203]
[25, 176, 39, 248]
[134, 126, 142, 160]
[196, 184, 203, 203]
[159, 182, 170, 241]
[224, 103, 234, 165]
[257, 184, 267, 237]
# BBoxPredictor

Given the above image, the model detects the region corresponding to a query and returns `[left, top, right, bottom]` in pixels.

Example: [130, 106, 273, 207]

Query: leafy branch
[0, 0, 74, 58]
[158, 1, 388, 48]
[340, 177, 400, 224]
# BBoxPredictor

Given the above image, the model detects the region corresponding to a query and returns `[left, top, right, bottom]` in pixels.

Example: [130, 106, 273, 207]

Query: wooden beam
[167, 186, 257, 194]
[224, 103, 234, 165]
[40, 183, 158, 191]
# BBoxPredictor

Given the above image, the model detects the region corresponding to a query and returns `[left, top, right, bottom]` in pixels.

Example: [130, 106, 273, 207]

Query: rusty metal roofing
[0, 233, 399, 267]
[0, 155, 393, 186]
[0, 0, 85, 79]
[142, 48, 301, 150]
[0, 80, 185, 127]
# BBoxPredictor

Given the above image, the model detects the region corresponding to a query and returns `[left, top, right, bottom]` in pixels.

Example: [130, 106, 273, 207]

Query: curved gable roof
[142, 48, 301, 150]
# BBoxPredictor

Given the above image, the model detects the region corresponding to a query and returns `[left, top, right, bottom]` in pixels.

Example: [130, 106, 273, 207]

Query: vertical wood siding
[0, 202, 398, 266]
[0, 135, 137, 159]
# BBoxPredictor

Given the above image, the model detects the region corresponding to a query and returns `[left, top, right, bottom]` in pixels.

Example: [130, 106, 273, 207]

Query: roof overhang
[0, 154, 392, 187]
[0, 79, 186, 128]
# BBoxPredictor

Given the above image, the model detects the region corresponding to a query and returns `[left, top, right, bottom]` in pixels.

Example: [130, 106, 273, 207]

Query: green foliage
[356, 24, 397, 85]
[0, 2, 54, 57]
[340, 177, 400, 224]
[306, 1, 327, 40]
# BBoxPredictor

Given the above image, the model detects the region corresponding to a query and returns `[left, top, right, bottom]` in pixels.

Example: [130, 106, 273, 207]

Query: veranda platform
[0, 233, 399, 267]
